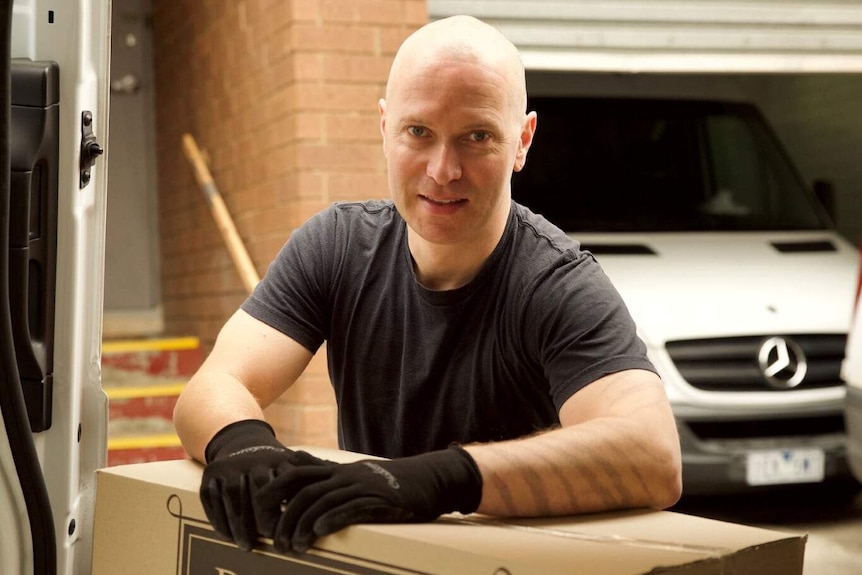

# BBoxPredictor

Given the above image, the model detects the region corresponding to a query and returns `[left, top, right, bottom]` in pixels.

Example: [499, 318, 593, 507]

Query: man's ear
[378, 98, 388, 155]
[513, 111, 537, 172]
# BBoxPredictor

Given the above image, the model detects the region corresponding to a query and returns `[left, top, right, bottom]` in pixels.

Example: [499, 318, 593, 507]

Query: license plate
[746, 448, 825, 486]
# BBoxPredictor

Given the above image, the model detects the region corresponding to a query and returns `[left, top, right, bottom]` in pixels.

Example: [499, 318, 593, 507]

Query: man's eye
[408, 126, 427, 137]
[469, 131, 491, 142]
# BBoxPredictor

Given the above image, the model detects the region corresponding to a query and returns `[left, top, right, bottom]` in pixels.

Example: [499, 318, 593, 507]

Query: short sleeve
[240, 207, 339, 353]
[525, 250, 656, 411]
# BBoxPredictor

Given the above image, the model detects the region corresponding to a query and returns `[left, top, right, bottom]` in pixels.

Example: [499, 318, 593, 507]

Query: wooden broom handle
[182, 133, 260, 294]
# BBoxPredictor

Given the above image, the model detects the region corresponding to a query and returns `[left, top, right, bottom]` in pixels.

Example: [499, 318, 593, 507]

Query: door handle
[9, 60, 60, 433]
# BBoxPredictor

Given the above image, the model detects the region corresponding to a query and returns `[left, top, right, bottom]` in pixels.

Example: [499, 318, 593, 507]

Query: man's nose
[426, 143, 462, 184]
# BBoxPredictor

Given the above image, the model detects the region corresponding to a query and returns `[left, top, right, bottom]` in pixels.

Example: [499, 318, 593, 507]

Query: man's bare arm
[464, 369, 682, 516]
[173, 309, 314, 462]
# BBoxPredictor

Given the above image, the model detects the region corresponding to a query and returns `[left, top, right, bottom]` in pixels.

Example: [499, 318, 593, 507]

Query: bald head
[386, 16, 527, 118]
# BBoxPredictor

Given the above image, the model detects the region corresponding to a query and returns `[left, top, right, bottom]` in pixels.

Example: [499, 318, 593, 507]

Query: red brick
[322, 53, 392, 83]
[295, 142, 381, 170]
[241, 206, 290, 236]
[325, 113, 382, 143]
[403, 0, 428, 25]
[320, 0, 403, 25]
[294, 112, 325, 140]
[287, 171, 328, 201]
[263, 144, 297, 177]
[282, 375, 336, 406]
[304, 83, 384, 111]
[284, 199, 331, 228]
[247, 235, 291, 267]
[380, 25, 417, 54]
[271, 402, 337, 438]
[291, 24, 379, 53]
[290, 0, 320, 22]
[292, 53, 323, 81]
[253, 183, 280, 210]
[329, 172, 389, 201]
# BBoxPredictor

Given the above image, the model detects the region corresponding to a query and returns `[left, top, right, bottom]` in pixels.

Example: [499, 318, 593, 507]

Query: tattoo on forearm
[486, 466, 518, 513]
[531, 442, 578, 500]
[546, 434, 621, 510]
[521, 466, 552, 515]
[486, 447, 551, 515]
[578, 442, 631, 506]
[602, 436, 653, 502]
[482, 394, 667, 515]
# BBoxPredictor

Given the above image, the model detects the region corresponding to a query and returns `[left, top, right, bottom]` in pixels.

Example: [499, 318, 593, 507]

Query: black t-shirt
[242, 200, 655, 458]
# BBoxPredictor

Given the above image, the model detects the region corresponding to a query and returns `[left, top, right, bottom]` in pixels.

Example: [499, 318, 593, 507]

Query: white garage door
[428, 0, 862, 72]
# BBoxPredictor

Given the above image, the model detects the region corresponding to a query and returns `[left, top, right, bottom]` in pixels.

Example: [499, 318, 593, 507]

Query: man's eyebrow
[464, 121, 498, 132]
[397, 117, 502, 133]
[398, 115, 426, 127]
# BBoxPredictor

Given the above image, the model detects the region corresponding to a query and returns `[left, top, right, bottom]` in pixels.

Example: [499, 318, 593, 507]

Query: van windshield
[512, 97, 828, 232]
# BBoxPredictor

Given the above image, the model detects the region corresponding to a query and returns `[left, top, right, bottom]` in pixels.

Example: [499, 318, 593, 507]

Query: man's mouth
[420, 195, 466, 205]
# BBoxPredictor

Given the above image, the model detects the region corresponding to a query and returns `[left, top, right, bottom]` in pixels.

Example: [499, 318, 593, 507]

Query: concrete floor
[673, 480, 862, 574]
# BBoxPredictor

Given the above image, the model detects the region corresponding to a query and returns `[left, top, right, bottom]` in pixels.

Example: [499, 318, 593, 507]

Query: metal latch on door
[79, 110, 104, 188]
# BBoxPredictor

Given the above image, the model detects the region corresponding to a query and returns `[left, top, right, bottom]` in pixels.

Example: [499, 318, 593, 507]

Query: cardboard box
[91, 448, 806, 575]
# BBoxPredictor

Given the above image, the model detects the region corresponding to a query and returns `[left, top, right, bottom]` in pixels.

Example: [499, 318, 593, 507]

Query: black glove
[200, 419, 324, 551]
[253, 446, 483, 553]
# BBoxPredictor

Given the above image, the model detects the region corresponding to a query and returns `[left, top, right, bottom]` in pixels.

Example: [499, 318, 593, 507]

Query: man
[173, 15, 682, 555]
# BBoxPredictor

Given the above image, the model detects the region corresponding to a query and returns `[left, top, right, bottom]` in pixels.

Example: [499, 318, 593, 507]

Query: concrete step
[102, 337, 201, 466]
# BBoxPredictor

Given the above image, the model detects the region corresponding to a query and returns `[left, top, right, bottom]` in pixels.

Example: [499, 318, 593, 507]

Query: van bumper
[675, 415, 854, 496]
[847, 385, 862, 483]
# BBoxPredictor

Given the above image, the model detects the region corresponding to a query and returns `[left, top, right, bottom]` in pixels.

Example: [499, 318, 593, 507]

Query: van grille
[686, 415, 845, 441]
[665, 334, 845, 391]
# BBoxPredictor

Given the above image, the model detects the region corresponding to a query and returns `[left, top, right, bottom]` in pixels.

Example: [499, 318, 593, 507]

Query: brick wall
[151, 0, 428, 447]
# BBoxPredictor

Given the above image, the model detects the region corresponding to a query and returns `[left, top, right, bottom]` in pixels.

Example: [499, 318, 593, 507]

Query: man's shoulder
[510, 201, 581, 256]
[325, 200, 402, 242]
[303, 200, 400, 239]
[330, 199, 397, 219]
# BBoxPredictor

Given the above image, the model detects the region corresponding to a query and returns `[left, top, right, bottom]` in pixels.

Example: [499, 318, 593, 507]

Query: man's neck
[407, 228, 505, 292]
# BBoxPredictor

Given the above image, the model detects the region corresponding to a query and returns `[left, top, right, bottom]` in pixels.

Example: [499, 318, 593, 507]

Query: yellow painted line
[102, 336, 200, 353]
[104, 383, 186, 400]
[108, 434, 183, 451]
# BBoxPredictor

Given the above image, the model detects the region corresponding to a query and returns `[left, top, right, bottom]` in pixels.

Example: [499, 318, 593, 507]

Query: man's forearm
[464, 370, 682, 517]
[173, 371, 267, 463]
[173, 310, 316, 462]
[464, 419, 681, 517]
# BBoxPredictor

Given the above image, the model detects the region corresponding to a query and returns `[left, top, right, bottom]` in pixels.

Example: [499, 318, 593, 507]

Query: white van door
[2, 1, 110, 574]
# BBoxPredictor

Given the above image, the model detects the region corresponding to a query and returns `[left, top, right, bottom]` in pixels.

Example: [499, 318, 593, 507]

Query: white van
[841, 273, 862, 483]
[513, 95, 860, 494]
[2, 1, 110, 574]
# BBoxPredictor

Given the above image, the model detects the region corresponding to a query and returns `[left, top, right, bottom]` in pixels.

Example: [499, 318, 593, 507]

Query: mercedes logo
[757, 336, 807, 389]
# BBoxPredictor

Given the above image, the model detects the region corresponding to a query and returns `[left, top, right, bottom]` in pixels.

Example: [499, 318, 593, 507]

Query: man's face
[380, 55, 535, 249]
